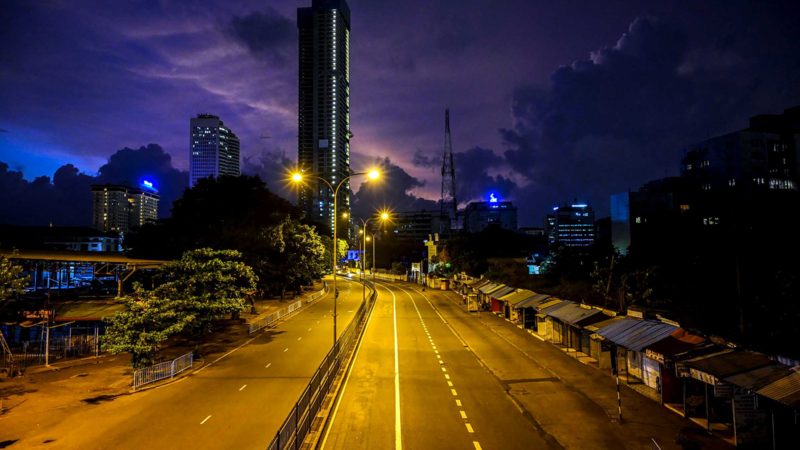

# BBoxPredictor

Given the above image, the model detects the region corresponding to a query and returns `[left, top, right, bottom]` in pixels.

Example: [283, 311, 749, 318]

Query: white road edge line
[200, 415, 212, 424]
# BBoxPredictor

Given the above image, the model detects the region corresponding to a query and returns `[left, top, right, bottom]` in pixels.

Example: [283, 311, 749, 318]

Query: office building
[91, 184, 159, 234]
[297, 0, 352, 231]
[463, 195, 518, 233]
[546, 203, 595, 247]
[189, 114, 240, 187]
[390, 210, 449, 242]
[681, 107, 799, 194]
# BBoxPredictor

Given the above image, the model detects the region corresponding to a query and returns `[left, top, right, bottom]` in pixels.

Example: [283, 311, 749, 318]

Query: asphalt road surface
[321, 281, 551, 450]
[19, 278, 365, 450]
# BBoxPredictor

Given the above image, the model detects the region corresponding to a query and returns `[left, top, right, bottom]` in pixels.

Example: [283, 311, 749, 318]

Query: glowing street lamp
[290, 168, 381, 345]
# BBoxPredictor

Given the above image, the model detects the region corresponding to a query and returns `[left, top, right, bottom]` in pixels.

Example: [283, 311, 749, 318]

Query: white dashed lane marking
[200, 415, 212, 425]
[465, 423, 474, 433]
[265, 363, 271, 369]
[239, 384, 247, 391]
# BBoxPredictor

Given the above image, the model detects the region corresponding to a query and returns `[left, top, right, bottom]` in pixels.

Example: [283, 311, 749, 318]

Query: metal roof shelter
[595, 318, 677, 352]
[533, 298, 562, 312]
[724, 364, 795, 391]
[514, 293, 551, 309]
[489, 286, 515, 299]
[681, 350, 775, 384]
[500, 290, 536, 307]
[482, 283, 508, 295]
[546, 302, 607, 326]
[585, 316, 624, 333]
[478, 282, 500, 294]
[756, 370, 800, 408]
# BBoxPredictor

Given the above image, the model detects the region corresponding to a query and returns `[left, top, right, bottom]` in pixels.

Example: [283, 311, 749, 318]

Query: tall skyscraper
[91, 184, 159, 234]
[189, 114, 240, 187]
[297, 0, 352, 231]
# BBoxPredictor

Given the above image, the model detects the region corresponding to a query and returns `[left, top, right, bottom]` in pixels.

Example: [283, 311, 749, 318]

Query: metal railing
[132, 351, 193, 390]
[1, 334, 101, 373]
[249, 288, 327, 335]
[266, 281, 376, 450]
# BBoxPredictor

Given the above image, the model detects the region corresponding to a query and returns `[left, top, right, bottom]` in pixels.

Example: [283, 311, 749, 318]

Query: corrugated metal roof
[682, 350, 773, 379]
[489, 286, 515, 299]
[541, 300, 572, 314]
[513, 293, 549, 309]
[756, 370, 800, 408]
[724, 364, 794, 391]
[585, 316, 624, 332]
[596, 318, 677, 352]
[499, 289, 536, 306]
[533, 298, 562, 311]
[546, 302, 606, 326]
[479, 283, 500, 294]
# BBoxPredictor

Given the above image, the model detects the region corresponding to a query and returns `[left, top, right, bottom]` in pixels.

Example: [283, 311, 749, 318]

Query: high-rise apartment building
[297, 0, 352, 231]
[189, 114, 240, 187]
[91, 184, 159, 234]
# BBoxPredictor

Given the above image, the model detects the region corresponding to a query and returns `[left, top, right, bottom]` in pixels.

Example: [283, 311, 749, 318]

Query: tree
[104, 249, 257, 367]
[155, 248, 257, 333]
[103, 284, 188, 368]
[266, 218, 327, 298]
[0, 254, 27, 301]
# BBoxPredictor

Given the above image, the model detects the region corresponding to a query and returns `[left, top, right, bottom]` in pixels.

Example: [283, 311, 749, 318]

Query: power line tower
[440, 108, 457, 229]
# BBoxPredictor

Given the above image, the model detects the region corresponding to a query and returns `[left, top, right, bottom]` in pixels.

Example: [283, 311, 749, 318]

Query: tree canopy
[104, 248, 257, 367]
[0, 254, 27, 301]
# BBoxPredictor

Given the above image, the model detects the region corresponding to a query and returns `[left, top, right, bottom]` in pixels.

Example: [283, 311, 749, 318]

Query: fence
[132, 351, 194, 390]
[1, 334, 101, 373]
[266, 280, 376, 450]
[249, 287, 327, 335]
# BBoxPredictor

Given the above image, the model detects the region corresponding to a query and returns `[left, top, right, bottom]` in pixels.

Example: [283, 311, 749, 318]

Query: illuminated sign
[142, 180, 154, 189]
[489, 193, 498, 203]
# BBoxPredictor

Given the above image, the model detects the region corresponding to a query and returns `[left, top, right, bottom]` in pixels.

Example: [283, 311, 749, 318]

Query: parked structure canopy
[595, 318, 677, 352]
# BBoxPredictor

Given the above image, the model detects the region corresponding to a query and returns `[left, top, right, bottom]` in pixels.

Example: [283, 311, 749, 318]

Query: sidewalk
[431, 287, 733, 450]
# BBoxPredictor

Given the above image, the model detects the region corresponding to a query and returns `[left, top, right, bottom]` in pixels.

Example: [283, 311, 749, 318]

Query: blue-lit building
[189, 114, 241, 187]
[546, 203, 595, 247]
[463, 194, 517, 233]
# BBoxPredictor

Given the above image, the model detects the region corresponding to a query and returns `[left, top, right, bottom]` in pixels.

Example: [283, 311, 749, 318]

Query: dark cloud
[454, 146, 516, 204]
[226, 7, 295, 65]
[499, 13, 800, 223]
[411, 149, 438, 169]
[352, 157, 437, 218]
[241, 149, 296, 200]
[0, 145, 188, 227]
[0, 162, 93, 227]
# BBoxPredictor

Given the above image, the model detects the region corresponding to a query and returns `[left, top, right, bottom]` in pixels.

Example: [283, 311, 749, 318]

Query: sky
[1, 0, 799, 227]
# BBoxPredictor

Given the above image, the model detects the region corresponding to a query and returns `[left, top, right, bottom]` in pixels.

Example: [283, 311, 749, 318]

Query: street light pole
[291, 169, 380, 346]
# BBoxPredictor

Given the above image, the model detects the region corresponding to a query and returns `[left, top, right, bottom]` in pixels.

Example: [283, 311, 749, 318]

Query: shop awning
[514, 293, 551, 309]
[756, 370, 800, 408]
[680, 350, 774, 385]
[540, 300, 572, 315]
[585, 316, 624, 333]
[595, 318, 677, 352]
[478, 282, 500, 294]
[533, 298, 562, 312]
[724, 364, 795, 391]
[499, 289, 536, 306]
[490, 286, 515, 299]
[643, 328, 706, 363]
[546, 302, 607, 327]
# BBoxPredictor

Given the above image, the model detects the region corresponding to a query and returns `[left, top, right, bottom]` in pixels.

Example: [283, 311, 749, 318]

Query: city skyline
[2, 0, 800, 226]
